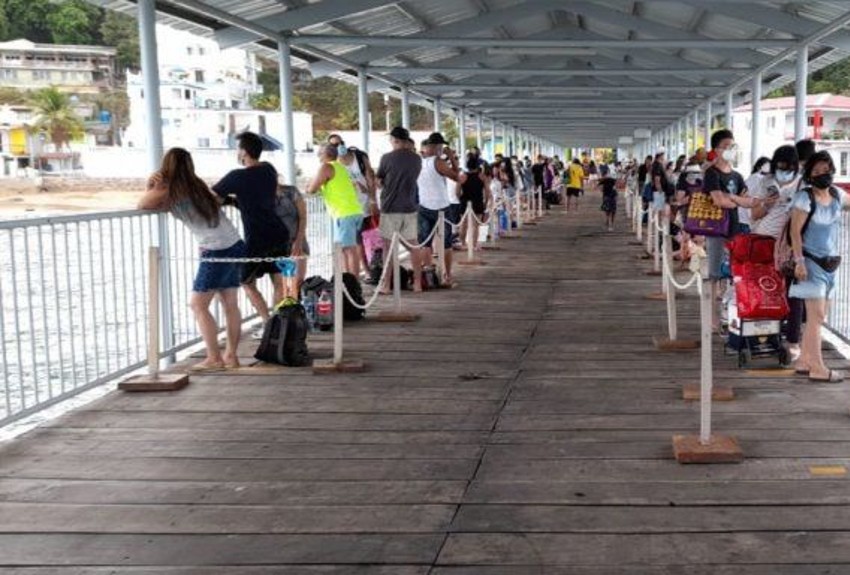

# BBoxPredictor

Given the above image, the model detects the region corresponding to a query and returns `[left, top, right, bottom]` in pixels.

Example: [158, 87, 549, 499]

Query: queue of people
[620, 131, 850, 382]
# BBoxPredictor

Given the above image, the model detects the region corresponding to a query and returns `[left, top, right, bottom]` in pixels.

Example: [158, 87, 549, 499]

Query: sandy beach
[0, 189, 143, 217]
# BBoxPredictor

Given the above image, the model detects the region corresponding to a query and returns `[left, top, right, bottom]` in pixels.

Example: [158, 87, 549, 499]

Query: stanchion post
[118, 246, 188, 391]
[436, 210, 447, 282]
[459, 203, 484, 266]
[673, 270, 743, 463]
[515, 189, 523, 229]
[314, 242, 367, 373]
[653, 212, 662, 275]
[664, 223, 677, 341]
[374, 233, 420, 323]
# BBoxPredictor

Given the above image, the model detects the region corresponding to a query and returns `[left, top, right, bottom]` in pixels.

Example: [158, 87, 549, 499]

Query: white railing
[0, 196, 333, 427]
[826, 210, 850, 343]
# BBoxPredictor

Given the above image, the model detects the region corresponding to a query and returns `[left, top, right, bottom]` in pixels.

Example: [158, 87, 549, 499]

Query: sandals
[808, 370, 844, 384]
[189, 363, 227, 373]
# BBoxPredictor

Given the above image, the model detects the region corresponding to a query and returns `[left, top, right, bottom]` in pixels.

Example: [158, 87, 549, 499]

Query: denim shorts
[194, 240, 246, 293]
[789, 257, 837, 300]
[334, 214, 362, 248]
[417, 206, 452, 249]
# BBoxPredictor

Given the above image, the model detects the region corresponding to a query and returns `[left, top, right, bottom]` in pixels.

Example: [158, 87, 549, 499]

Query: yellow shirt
[568, 163, 584, 189]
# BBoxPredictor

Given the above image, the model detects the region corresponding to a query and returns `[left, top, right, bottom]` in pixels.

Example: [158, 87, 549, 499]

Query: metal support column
[358, 67, 370, 153]
[476, 114, 483, 152]
[138, 0, 163, 171]
[692, 110, 700, 152]
[704, 100, 713, 150]
[278, 40, 296, 185]
[751, 71, 763, 167]
[433, 97, 442, 132]
[795, 45, 808, 142]
[400, 84, 410, 130]
[459, 107, 467, 159]
[725, 90, 734, 132]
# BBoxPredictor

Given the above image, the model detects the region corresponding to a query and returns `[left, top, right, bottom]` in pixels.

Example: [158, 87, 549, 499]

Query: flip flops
[808, 370, 844, 384]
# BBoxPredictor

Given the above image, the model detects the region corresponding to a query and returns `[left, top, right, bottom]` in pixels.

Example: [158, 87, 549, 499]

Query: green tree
[46, 0, 101, 45]
[0, 0, 52, 42]
[249, 93, 280, 111]
[30, 87, 85, 149]
[100, 10, 140, 73]
[0, 86, 27, 105]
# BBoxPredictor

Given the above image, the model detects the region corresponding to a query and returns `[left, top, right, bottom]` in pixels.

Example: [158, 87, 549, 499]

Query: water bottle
[302, 293, 317, 332]
[316, 290, 333, 331]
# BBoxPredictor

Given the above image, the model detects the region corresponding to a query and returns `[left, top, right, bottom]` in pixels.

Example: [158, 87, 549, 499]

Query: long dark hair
[501, 159, 516, 186]
[160, 147, 220, 227]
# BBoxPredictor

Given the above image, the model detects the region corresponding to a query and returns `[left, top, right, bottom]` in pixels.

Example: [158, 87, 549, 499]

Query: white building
[733, 94, 850, 168]
[124, 25, 313, 152]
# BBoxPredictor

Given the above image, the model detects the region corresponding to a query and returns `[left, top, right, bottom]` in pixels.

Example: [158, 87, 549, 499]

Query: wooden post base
[672, 434, 744, 464]
[457, 259, 485, 266]
[644, 292, 667, 301]
[653, 336, 700, 351]
[119, 372, 189, 392]
[500, 234, 523, 239]
[682, 384, 735, 401]
[628, 240, 644, 246]
[481, 245, 502, 251]
[373, 311, 420, 323]
[524, 221, 538, 226]
[645, 269, 663, 276]
[638, 253, 652, 260]
[312, 358, 367, 374]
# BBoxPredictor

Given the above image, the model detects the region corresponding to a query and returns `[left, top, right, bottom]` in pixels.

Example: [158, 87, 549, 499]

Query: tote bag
[683, 191, 730, 237]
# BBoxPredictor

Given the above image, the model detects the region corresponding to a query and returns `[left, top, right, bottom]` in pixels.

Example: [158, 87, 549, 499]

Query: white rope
[169, 254, 309, 263]
[340, 233, 400, 310]
[398, 218, 441, 249]
[657, 222, 704, 293]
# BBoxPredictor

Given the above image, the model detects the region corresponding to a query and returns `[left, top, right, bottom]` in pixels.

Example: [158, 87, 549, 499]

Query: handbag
[683, 191, 730, 237]
[804, 251, 842, 273]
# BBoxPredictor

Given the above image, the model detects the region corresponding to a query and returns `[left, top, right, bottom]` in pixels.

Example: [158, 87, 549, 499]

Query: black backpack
[301, 276, 333, 331]
[367, 248, 384, 286]
[254, 303, 310, 366]
[332, 272, 366, 320]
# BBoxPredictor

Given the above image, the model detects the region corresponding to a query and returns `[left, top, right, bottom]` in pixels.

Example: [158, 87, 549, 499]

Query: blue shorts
[789, 257, 837, 300]
[194, 240, 246, 293]
[334, 214, 362, 248]
[417, 206, 452, 249]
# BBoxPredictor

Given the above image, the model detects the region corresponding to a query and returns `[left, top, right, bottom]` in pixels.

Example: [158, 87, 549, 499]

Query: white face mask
[775, 169, 795, 184]
[722, 148, 737, 163]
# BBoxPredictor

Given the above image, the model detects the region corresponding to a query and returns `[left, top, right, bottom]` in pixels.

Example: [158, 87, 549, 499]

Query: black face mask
[811, 173, 834, 189]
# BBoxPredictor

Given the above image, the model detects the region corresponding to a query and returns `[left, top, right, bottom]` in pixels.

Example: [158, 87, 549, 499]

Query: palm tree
[30, 87, 85, 150]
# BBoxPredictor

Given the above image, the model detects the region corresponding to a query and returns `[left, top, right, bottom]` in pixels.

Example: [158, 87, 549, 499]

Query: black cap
[425, 132, 449, 145]
[389, 126, 410, 140]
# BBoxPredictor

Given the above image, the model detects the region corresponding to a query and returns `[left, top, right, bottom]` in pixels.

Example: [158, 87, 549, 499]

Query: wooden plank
[3, 568, 430, 575]
[436, 532, 850, 565]
[0, 533, 444, 565]
[0, 502, 457, 533]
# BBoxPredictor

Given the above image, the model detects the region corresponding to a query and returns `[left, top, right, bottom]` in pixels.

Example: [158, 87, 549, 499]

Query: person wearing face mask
[749, 146, 803, 360]
[703, 129, 765, 329]
[741, 157, 771, 235]
[789, 151, 850, 383]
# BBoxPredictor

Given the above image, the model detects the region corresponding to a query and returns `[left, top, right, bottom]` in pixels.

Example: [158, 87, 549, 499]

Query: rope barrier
[340, 233, 401, 311]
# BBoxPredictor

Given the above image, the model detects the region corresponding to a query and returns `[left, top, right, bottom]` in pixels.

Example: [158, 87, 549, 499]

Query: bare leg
[343, 246, 360, 277]
[243, 280, 269, 321]
[218, 288, 242, 367]
[421, 246, 434, 268]
[444, 249, 453, 284]
[270, 273, 284, 307]
[379, 237, 393, 294]
[189, 291, 224, 367]
[801, 298, 829, 377]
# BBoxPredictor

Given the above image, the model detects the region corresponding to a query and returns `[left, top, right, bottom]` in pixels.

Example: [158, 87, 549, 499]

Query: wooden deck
[3, 201, 850, 573]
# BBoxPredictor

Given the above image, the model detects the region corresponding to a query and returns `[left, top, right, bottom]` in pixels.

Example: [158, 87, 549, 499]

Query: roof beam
[411, 84, 721, 93]
[289, 34, 796, 49]
[212, 0, 396, 49]
[370, 66, 751, 78]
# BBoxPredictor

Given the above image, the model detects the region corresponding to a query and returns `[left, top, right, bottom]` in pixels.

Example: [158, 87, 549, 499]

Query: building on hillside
[733, 94, 850, 189]
[0, 39, 116, 94]
[124, 25, 313, 152]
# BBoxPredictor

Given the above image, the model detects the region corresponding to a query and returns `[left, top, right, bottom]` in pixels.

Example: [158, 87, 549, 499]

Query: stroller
[722, 234, 791, 368]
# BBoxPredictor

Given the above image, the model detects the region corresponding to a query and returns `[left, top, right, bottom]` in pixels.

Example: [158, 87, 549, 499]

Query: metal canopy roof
[88, 0, 850, 148]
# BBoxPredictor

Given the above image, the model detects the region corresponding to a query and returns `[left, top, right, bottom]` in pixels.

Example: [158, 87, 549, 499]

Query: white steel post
[138, 0, 163, 172]
[725, 90, 735, 131]
[278, 41, 296, 185]
[751, 71, 763, 167]
[400, 84, 410, 130]
[358, 68, 370, 153]
[795, 45, 809, 142]
[333, 243, 344, 365]
[705, 100, 713, 150]
[433, 96, 442, 132]
[476, 114, 483, 152]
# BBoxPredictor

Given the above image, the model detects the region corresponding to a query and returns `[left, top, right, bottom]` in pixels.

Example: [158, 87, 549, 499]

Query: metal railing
[0, 195, 333, 427]
[826, 211, 850, 343]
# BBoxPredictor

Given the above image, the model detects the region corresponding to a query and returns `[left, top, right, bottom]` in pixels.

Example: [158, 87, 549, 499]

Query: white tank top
[173, 199, 241, 251]
[417, 156, 449, 210]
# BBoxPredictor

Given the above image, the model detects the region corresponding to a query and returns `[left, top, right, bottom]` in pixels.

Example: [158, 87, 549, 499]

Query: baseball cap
[425, 132, 449, 145]
[389, 126, 410, 140]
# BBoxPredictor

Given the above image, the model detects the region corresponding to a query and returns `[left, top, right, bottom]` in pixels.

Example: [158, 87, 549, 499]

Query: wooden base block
[312, 358, 367, 374]
[645, 269, 663, 276]
[119, 372, 189, 392]
[653, 336, 700, 351]
[524, 221, 538, 226]
[644, 292, 667, 301]
[682, 384, 735, 401]
[628, 240, 644, 246]
[500, 234, 523, 239]
[481, 244, 502, 251]
[373, 310, 420, 322]
[457, 259, 485, 266]
[672, 434, 744, 464]
[638, 253, 652, 260]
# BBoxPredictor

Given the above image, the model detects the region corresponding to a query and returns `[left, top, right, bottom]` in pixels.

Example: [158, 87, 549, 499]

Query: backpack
[332, 272, 366, 320]
[367, 248, 384, 286]
[254, 302, 310, 366]
[774, 187, 829, 274]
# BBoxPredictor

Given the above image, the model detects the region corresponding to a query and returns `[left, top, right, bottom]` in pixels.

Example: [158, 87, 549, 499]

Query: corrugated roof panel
[636, 2, 699, 32]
